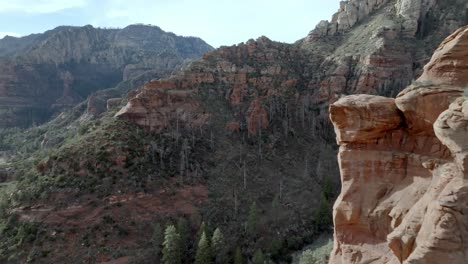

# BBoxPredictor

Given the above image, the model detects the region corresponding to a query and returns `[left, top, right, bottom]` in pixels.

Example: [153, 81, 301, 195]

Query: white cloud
[0, 0, 87, 14]
[0, 32, 21, 39]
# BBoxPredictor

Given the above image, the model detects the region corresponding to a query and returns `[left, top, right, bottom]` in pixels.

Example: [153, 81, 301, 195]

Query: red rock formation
[115, 80, 210, 132]
[328, 26, 468, 264]
[115, 37, 300, 134]
[419, 26, 468, 87]
[246, 99, 269, 135]
[226, 121, 241, 133]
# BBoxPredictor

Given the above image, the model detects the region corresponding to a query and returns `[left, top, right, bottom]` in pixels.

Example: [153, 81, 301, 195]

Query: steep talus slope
[0, 24, 213, 128]
[329, 26, 468, 264]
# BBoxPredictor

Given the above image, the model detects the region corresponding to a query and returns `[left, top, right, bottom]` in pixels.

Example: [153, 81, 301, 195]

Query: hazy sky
[0, 0, 341, 47]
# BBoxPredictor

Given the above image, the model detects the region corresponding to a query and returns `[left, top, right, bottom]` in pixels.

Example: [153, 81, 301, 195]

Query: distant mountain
[0, 24, 213, 128]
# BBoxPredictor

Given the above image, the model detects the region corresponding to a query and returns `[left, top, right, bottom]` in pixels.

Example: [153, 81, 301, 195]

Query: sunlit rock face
[329, 26, 468, 264]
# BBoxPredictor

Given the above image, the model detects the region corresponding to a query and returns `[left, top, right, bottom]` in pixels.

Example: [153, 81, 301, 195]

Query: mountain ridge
[0, 24, 214, 128]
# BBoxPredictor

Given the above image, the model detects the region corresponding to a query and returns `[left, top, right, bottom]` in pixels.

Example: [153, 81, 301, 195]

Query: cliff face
[116, 37, 312, 134]
[117, 0, 467, 133]
[329, 26, 468, 264]
[0, 24, 213, 128]
[304, 0, 467, 105]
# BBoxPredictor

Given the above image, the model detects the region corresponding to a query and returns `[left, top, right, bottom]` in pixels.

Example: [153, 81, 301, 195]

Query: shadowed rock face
[0, 24, 213, 128]
[329, 26, 468, 264]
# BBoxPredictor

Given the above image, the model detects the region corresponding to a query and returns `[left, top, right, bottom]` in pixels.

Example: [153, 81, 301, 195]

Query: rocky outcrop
[306, 0, 463, 41]
[0, 24, 213, 128]
[115, 80, 211, 132]
[116, 37, 306, 134]
[396, 0, 436, 37]
[306, 0, 467, 106]
[329, 26, 468, 263]
[246, 99, 269, 135]
[418, 26, 468, 86]
[305, 0, 390, 41]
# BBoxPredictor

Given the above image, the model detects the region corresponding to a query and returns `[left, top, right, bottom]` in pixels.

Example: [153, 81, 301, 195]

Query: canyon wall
[329, 26, 468, 263]
[0, 24, 213, 128]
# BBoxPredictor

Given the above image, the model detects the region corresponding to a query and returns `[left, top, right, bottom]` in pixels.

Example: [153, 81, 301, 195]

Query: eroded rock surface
[329, 26, 468, 264]
[419, 26, 468, 86]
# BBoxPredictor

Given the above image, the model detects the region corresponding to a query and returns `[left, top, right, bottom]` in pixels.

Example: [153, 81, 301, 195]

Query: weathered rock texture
[0, 24, 213, 127]
[116, 37, 309, 135]
[419, 26, 468, 86]
[304, 0, 466, 105]
[117, 0, 467, 136]
[329, 26, 468, 264]
[306, 0, 391, 41]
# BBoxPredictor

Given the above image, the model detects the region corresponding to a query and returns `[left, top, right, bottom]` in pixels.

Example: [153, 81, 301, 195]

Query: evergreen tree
[162, 225, 181, 264]
[253, 249, 265, 264]
[314, 195, 332, 231]
[194, 231, 211, 264]
[322, 176, 334, 201]
[246, 201, 259, 236]
[196, 221, 207, 240]
[177, 217, 189, 258]
[152, 223, 163, 257]
[234, 247, 243, 264]
[211, 227, 226, 263]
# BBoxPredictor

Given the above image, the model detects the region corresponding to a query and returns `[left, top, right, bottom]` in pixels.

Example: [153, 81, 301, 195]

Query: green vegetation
[177, 217, 189, 259]
[162, 225, 181, 264]
[152, 223, 163, 258]
[252, 249, 265, 264]
[246, 201, 259, 236]
[194, 231, 211, 264]
[211, 227, 227, 264]
[299, 238, 333, 264]
[234, 247, 244, 264]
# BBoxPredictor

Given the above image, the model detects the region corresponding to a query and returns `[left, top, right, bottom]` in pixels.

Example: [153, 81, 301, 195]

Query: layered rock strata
[0, 24, 213, 127]
[328, 26, 468, 263]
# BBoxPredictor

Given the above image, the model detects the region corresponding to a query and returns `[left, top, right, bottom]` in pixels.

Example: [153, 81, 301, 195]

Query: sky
[0, 0, 341, 47]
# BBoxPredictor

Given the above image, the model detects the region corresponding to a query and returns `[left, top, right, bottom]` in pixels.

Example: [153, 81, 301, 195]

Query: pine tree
[211, 227, 226, 263]
[177, 217, 189, 258]
[314, 195, 332, 231]
[234, 247, 243, 264]
[152, 223, 163, 257]
[253, 249, 265, 264]
[246, 201, 259, 236]
[322, 176, 333, 201]
[162, 225, 181, 264]
[194, 231, 211, 264]
[196, 221, 207, 241]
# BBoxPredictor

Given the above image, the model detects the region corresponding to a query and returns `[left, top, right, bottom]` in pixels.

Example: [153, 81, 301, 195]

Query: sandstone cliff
[329, 26, 468, 264]
[117, 0, 467, 134]
[0, 24, 213, 128]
